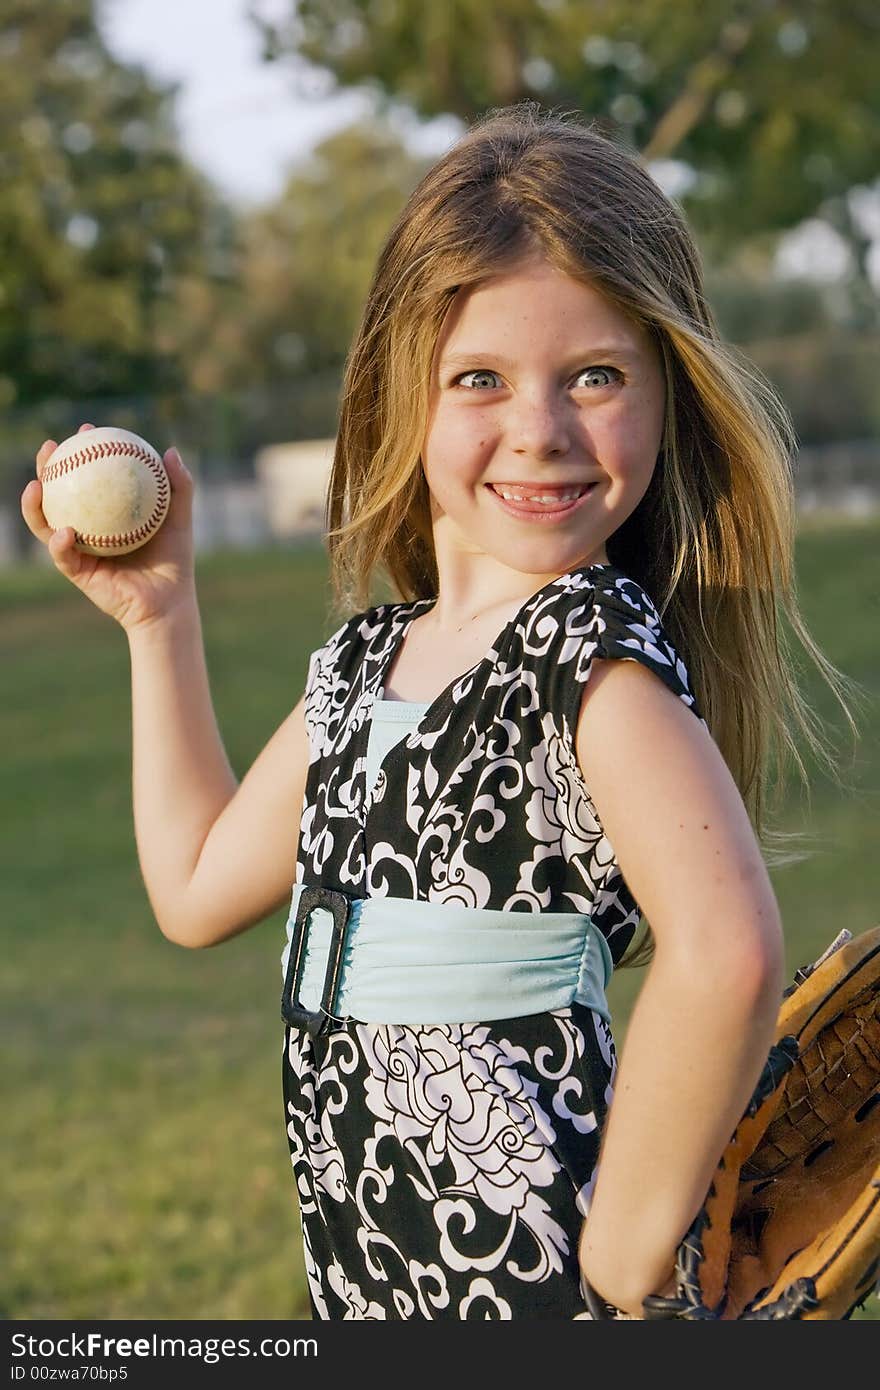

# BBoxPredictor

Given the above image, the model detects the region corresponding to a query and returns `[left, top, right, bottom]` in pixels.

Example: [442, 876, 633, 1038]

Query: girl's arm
[574, 656, 786, 1318]
[22, 431, 309, 952]
[128, 604, 310, 949]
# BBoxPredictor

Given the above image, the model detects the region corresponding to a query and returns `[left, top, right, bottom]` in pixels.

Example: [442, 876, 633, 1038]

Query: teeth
[493, 485, 588, 503]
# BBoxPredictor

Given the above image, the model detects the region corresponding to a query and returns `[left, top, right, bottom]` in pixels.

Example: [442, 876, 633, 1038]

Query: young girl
[22, 104, 861, 1321]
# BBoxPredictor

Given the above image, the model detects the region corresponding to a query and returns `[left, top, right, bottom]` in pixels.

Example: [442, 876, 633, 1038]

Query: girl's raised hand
[20, 422, 198, 634]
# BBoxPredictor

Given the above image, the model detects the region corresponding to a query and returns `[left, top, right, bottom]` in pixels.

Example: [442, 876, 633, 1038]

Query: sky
[96, 0, 877, 285]
[96, 0, 462, 211]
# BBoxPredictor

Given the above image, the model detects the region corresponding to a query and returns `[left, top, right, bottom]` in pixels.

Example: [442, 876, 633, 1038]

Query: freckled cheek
[423, 412, 496, 485]
[597, 408, 663, 484]
[429, 406, 491, 448]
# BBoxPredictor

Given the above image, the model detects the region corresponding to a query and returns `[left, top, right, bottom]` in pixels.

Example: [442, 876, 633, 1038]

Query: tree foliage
[237, 123, 430, 377]
[248, 0, 880, 266]
[0, 0, 235, 411]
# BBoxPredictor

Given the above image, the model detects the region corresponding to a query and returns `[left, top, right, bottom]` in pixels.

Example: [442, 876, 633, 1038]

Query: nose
[508, 386, 572, 459]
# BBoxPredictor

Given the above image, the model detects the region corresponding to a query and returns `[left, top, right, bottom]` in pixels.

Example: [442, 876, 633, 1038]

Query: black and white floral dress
[281, 561, 707, 1319]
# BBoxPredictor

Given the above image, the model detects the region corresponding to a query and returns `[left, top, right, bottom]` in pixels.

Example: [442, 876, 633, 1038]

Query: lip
[486, 481, 600, 520]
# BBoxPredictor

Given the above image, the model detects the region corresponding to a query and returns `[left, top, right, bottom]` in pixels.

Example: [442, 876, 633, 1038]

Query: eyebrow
[439, 347, 639, 368]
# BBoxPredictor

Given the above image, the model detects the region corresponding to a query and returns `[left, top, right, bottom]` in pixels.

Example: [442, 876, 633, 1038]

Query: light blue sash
[281, 883, 614, 1027]
[281, 692, 613, 1027]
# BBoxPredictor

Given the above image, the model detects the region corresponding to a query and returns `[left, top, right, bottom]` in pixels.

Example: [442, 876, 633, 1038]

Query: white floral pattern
[281, 562, 707, 1318]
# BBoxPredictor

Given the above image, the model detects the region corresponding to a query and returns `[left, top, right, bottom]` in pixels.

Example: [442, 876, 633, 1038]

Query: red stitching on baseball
[43, 440, 160, 481]
[44, 440, 170, 547]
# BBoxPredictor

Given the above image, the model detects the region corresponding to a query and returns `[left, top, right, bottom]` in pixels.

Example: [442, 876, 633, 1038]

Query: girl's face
[421, 254, 666, 582]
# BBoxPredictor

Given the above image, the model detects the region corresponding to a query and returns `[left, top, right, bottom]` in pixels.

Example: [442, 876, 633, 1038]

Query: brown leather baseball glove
[582, 924, 880, 1320]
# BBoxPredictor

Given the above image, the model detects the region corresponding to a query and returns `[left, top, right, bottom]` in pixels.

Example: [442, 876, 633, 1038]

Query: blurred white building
[252, 437, 335, 537]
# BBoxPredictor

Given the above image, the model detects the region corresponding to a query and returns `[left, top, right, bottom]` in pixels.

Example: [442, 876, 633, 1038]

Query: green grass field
[3, 519, 878, 1321]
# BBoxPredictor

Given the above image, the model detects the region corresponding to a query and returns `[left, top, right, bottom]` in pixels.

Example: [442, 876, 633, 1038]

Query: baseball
[41, 426, 171, 556]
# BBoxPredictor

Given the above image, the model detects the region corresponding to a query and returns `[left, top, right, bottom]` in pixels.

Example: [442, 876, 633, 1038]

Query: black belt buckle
[281, 885, 353, 1038]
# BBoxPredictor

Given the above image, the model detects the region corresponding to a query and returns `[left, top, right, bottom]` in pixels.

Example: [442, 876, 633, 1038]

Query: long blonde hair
[323, 101, 867, 967]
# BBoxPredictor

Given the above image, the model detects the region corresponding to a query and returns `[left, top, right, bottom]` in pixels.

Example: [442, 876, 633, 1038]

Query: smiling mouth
[485, 481, 599, 516]
[488, 482, 592, 504]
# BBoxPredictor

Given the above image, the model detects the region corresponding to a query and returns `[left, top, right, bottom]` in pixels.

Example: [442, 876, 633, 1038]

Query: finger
[164, 446, 191, 486]
[163, 448, 194, 525]
[20, 478, 55, 544]
[47, 526, 83, 576]
[36, 439, 57, 480]
[36, 426, 94, 480]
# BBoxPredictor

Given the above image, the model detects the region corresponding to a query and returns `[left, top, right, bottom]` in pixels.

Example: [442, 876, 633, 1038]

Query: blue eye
[452, 366, 621, 390]
[574, 366, 620, 388]
[455, 369, 501, 390]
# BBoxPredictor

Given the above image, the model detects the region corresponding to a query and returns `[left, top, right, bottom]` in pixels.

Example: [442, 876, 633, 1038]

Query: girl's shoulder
[300, 599, 423, 747]
[536, 560, 670, 635]
[317, 595, 426, 652]
[535, 563, 706, 730]
[304, 595, 427, 685]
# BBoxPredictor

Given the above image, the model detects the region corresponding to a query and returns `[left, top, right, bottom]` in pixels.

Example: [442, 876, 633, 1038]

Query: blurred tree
[210, 121, 430, 444]
[0, 0, 237, 418]
[248, 0, 880, 323]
